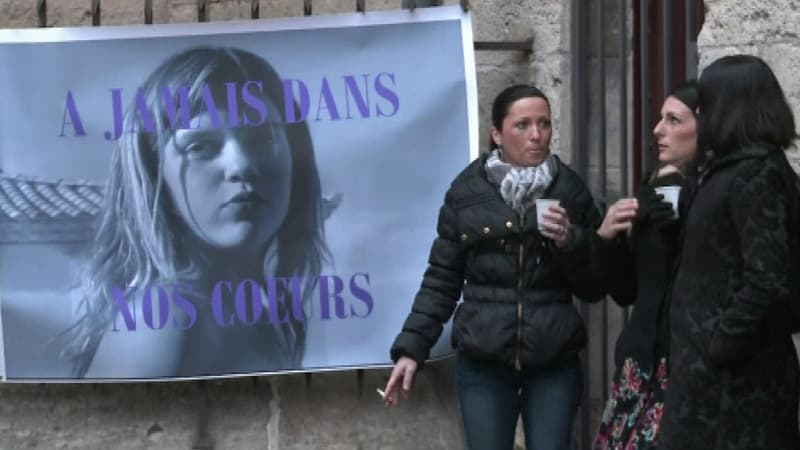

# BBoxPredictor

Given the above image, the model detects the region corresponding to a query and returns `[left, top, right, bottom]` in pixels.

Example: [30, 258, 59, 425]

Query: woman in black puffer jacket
[383, 85, 603, 450]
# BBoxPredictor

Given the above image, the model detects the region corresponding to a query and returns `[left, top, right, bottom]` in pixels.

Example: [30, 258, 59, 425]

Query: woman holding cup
[384, 84, 603, 450]
[592, 80, 698, 450]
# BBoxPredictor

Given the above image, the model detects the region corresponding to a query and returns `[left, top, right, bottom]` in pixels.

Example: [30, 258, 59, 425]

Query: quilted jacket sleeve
[551, 182, 607, 303]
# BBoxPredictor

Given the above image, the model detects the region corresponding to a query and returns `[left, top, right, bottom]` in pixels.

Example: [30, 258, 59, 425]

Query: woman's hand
[597, 198, 639, 240]
[657, 164, 681, 178]
[383, 356, 418, 407]
[540, 205, 573, 248]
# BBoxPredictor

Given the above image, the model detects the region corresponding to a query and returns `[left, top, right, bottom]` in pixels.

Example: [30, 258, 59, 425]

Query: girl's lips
[223, 191, 265, 206]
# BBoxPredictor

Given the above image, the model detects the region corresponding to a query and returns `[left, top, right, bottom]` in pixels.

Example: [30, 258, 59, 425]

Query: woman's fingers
[383, 357, 417, 407]
[541, 206, 572, 247]
[598, 199, 638, 239]
[384, 366, 403, 406]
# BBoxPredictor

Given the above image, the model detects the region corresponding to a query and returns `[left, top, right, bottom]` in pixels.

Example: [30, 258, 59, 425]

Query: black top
[591, 170, 693, 372]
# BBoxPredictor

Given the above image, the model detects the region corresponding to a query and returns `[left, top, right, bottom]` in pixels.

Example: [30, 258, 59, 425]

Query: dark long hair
[697, 54, 797, 155]
[668, 79, 698, 114]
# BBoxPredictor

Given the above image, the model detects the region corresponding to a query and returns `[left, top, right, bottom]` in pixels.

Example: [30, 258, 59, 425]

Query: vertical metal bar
[91, 0, 101, 26]
[460, 0, 469, 11]
[197, 0, 207, 22]
[662, 0, 673, 94]
[571, 0, 590, 446]
[598, 0, 610, 406]
[685, 0, 697, 79]
[598, 1, 607, 204]
[251, 0, 259, 19]
[356, 0, 365, 13]
[144, 0, 153, 24]
[407, 0, 417, 10]
[620, 0, 629, 197]
[639, 0, 650, 179]
[303, 0, 312, 16]
[36, 0, 47, 27]
[620, 0, 630, 325]
[571, 0, 588, 181]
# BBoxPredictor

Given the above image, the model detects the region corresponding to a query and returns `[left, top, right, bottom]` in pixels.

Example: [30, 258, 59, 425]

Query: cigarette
[376, 388, 386, 399]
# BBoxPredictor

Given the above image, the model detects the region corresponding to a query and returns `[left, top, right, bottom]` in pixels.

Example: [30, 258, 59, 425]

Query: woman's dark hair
[487, 84, 551, 151]
[697, 54, 797, 154]
[668, 79, 698, 115]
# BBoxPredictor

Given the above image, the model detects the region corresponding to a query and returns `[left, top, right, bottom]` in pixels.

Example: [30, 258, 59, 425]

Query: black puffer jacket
[390, 154, 604, 371]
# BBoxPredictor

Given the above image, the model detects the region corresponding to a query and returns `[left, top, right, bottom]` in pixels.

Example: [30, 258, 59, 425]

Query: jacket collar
[699, 143, 777, 185]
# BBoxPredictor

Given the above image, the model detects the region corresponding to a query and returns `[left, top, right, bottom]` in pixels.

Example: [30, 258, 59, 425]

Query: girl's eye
[538, 120, 552, 130]
[180, 138, 221, 160]
[669, 117, 680, 124]
[514, 121, 529, 130]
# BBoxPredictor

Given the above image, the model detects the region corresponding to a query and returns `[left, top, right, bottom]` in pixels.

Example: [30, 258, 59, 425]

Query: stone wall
[0, 1, 571, 449]
[698, 0, 800, 171]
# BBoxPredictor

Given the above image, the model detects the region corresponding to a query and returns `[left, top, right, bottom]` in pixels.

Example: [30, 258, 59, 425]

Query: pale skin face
[491, 96, 553, 167]
[597, 96, 697, 240]
[653, 96, 698, 167]
[161, 104, 292, 258]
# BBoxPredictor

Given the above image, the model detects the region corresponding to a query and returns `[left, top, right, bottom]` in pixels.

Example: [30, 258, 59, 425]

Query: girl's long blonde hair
[62, 46, 329, 376]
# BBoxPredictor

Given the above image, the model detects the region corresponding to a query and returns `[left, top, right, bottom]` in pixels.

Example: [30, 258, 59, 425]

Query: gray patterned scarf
[485, 149, 558, 215]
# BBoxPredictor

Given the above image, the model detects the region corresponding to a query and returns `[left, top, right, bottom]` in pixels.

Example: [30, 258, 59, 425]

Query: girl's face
[491, 96, 552, 167]
[653, 96, 697, 167]
[161, 101, 292, 253]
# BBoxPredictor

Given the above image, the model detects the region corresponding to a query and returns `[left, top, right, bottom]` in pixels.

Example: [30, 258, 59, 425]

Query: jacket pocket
[520, 301, 586, 367]
[452, 300, 516, 364]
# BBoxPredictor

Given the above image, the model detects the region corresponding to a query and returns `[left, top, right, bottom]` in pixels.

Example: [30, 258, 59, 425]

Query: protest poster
[0, 6, 477, 381]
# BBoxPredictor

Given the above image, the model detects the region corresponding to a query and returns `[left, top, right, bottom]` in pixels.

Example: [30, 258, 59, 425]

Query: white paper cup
[654, 185, 681, 218]
[535, 199, 560, 231]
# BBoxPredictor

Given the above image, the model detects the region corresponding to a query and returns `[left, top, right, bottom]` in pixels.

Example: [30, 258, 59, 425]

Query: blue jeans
[456, 354, 582, 450]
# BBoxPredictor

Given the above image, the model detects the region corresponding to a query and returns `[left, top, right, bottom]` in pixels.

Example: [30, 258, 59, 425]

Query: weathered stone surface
[699, 1, 800, 176]
[0, 1, 573, 449]
[700, 0, 800, 47]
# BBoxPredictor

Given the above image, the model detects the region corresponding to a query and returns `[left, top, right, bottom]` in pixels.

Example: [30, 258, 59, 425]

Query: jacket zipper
[515, 214, 525, 371]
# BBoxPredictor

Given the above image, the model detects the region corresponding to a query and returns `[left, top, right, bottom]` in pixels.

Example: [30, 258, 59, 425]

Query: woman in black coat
[382, 85, 603, 450]
[591, 80, 698, 450]
[659, 55, 800, 450]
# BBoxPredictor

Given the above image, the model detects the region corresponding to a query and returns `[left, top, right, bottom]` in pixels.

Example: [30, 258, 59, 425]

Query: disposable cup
[535, 199, 560, 231]
[654, 185, 681, 218]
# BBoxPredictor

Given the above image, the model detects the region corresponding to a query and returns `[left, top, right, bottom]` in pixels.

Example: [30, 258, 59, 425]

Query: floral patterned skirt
[592, 357, 668, 450]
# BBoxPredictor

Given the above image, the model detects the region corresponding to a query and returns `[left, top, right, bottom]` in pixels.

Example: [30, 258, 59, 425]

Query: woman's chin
[522, 152, 548, 167]
[205, 224, 275, 254]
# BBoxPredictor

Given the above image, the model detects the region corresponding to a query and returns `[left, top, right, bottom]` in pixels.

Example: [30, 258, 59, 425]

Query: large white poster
[0, 6, 477, 381]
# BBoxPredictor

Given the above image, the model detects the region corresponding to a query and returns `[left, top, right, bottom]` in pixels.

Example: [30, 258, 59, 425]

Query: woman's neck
[190, 240, 273, 286]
